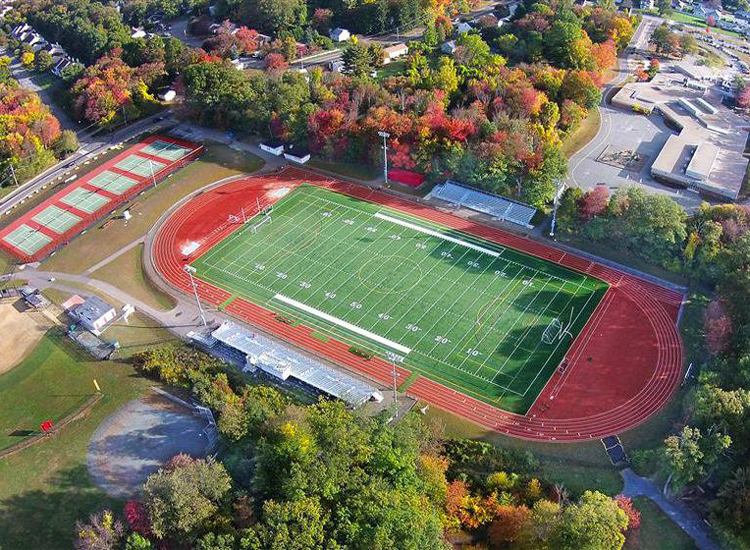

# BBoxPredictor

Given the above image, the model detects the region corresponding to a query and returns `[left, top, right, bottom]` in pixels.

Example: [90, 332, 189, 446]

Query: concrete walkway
[620, 469, 720, 550]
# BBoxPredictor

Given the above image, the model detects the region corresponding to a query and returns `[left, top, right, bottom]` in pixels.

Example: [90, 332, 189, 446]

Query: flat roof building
[611, 66, 749, 201]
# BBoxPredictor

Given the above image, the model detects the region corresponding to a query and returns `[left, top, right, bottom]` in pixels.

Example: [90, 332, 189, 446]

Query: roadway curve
[148, 168, 684, 442]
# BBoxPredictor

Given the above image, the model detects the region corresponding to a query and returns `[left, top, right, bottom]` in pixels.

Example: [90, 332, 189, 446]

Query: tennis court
[60, 187, 111, 214]
[140, 140, 192, 161]
[2, 224, 52, 255]
[87, 170, 141, 196]
[115, 155, 166, 178]
[32, 205, 82, 234]
[191, 185, 609, 413]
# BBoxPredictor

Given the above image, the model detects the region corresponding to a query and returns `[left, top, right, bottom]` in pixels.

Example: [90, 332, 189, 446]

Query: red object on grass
[40, 420, 53, 433]
[389, 169, 424, 188]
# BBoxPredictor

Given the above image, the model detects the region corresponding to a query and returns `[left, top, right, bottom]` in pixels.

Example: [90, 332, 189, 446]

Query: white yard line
[374, 212, 502, 257]
[274, 293, 411, 355]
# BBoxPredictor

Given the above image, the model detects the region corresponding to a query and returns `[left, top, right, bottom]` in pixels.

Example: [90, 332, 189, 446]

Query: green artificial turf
[192, 185, 608, 413]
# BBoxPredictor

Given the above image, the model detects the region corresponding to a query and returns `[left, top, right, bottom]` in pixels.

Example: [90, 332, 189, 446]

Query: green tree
[555, 491, 629, 550]
[53, 130, 79, 158]
[657, 0, 673, 16]
[662, 426, 731, 492]
[34, 50, 54, 72]
[545, 19, 594, 70]
[239, 0, 307, 34]
[430, 56, 460, 94]
[246, 497, 327, 550]
[142, 455, 233, 541]
[342, 42, 383, 77]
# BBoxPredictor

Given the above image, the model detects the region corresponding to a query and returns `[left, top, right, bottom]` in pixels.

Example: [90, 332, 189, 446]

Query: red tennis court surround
[150, 168, 685, 441]
[0, 135, 202, 263]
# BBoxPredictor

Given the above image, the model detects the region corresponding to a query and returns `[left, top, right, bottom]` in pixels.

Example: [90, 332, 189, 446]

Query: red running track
[150, 168, 684, 442]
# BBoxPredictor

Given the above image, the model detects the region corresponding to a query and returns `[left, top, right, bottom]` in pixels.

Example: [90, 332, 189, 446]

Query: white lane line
[374, 212, 501, 257]
[273, 293, 411, 355]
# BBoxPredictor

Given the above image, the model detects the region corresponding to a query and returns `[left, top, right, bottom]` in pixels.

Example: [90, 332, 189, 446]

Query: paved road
[0, 112, 176, 217]
[620, 468, 720, 550]
[5, 53, 77, 131]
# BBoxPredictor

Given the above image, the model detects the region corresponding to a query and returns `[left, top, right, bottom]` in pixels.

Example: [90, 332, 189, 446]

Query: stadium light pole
[149, 159, 157, 188]
[549, 179, 564, 239]
[184, 265, 207, 328]
[378, 131, 390, 185]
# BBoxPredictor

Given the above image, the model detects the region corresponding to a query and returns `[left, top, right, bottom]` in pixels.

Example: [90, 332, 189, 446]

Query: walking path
[620, 468, 720, 550]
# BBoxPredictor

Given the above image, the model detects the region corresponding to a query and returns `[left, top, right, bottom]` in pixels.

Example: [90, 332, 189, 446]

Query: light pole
[549, 179, 564, 239]
[149, 159, 157, 188]
[378, 131, 390, 185]
[184, 265, 207, 327]
[386, 351, 403, 414]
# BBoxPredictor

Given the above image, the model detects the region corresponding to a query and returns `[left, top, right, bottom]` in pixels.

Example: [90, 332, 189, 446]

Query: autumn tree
[142, 455, 233, 541]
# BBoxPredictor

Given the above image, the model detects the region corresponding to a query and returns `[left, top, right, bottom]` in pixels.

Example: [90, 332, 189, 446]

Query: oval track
[149, 169, 684, 442]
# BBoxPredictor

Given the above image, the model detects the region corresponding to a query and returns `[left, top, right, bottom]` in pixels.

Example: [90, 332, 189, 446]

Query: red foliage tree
[487, 505, 530, 548]
[264, 53, 288, 72]
[614, 496, 641, 531]
[124, 501, 152, 536]
[704, 300, 734, 355]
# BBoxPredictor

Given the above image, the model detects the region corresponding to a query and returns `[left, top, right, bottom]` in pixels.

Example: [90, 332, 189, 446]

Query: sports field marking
[273, 293, 411, 354]
[140, 140, 192, 161]
[114, 155, 167, 177]
[191, 185, 609, 412]
[88, 170, 140, 195]
[374, 212, 502, 257]
[2, 224, 52, 255]
[60, 187, 111, 214]
[32, 205, 82, 234]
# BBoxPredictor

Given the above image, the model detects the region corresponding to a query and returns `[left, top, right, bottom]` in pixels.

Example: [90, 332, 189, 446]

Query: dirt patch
[86, 392, 212, 499]
[0, 301, 49, 375]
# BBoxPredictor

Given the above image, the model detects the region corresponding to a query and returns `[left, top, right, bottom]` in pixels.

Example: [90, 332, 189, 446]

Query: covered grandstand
[190, 321, 383, 408]
[428, 181, 537, 228]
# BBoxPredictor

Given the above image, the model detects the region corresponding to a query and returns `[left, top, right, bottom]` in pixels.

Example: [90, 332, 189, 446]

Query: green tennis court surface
[140, 140, 191, 161]
[88, 170, 140, 195]
[115, 155, 166, 177]
[32, 205, 82, 234]
[2, 224, 52, 255]
[60, 187, 111, 214]
[192, 185, 608, 413]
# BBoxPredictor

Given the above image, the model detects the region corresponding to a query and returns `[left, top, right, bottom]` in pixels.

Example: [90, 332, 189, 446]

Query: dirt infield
[0, 301, 48, 376]
[150, 168, 684, 442]
[87, 393, 212, 499]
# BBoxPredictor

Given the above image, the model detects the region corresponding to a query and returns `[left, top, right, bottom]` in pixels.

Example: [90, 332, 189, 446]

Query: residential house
[330, 28, 351, 42]
[441, 40, 457, 54]
[382, 43, 408, 64]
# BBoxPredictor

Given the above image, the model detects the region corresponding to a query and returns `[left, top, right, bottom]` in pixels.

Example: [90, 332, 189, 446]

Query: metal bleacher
[428, 180, 537, 228]
[193, 322, 383, 408]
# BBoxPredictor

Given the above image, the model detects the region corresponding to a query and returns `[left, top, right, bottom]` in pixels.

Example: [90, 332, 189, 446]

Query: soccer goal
[541, 309, 576, 345]
[250, 214, 272, 234]
[542, 318, 563, 344]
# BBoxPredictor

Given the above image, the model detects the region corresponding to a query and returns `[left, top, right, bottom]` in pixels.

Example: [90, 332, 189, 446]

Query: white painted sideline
[273, 293, 411, 355]
[374, 212, 501, 257]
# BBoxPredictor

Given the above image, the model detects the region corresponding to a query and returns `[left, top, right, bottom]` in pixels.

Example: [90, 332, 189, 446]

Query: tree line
[72, 345, 641, 550]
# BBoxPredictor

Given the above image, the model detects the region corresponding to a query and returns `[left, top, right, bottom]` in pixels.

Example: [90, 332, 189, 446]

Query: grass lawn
[424, 405, 624, 496]
[307, 158, 380, 181]
[42, 142, 264, 275]
[377, 60, 407, 80]
[668, 11, 744, 39]
[91, 243, 176, 311]
[193, 184, 608, 413]
[562, 108, 601, 158]
[0, 312, 176, 550]
[628, 497, 699, 550]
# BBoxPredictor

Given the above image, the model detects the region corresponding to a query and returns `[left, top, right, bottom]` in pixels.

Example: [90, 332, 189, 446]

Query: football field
[191, 185, 609, 413]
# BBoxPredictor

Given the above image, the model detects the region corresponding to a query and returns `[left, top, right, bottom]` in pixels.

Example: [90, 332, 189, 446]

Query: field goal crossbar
[541, 309, 575, 345]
